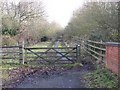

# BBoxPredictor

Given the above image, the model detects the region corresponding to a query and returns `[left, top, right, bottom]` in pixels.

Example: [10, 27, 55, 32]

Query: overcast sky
[42, 0, 119, 27]
[7, 0, 119, 27]
[42, 0, 84, 27]
[8, 0, 84, 27]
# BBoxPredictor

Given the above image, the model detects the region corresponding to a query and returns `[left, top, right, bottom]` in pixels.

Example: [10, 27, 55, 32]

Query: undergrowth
[84, 67, 119, 88]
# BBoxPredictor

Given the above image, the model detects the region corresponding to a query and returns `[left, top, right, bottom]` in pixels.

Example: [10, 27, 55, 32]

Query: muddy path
[14, 70, 86, 88]
[5, 59, 95, 88]
[12, 67, 89, 88]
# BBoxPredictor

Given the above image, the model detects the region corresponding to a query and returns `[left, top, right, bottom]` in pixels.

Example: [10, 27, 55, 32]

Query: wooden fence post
[22, 41, 25, 64]
[100, 40, 103, 60]
[19, 45, 23, 64]
[76, 45, 81, 63]
[24, 48, 27, 64]
[19, 41, 26, 64]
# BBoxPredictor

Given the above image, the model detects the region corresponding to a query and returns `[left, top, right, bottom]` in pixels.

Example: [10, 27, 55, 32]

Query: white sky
[8, 0, 85, 27]
[42, 0, 84, 27]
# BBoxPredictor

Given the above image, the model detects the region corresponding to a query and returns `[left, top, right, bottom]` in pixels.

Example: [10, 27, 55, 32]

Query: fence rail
[87, 40, 106, 45]
[1, 44, 81, 65]
[84, 40, 106, 61]
[0, 46, 20, 48]
[0, 46, 21, 65]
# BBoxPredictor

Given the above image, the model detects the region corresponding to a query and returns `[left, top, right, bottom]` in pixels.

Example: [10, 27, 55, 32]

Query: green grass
[84, 68, 118, 88]
[1, 42, 52, 81]
[28, 42, 51, 48]
[1, 60, 22, 80]
[58, 43, 62, 47]
[62, 63, 83, 68]
[27, 42, 52, 52]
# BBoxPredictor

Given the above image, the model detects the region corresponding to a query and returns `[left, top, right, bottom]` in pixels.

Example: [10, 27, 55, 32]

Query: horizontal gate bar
[25, 47, 76, 49]
[26, 56, 76, 58]
[27, 52, 76, 54]
[26, 60, 73, 64]
[26, 60, 75, 62]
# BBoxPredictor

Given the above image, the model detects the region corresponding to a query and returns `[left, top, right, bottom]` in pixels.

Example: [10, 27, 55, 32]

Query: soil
[2, 57, 95, 88]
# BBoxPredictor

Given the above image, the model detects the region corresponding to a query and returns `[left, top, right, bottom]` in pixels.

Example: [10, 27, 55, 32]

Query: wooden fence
[83, 40, 106, 61]
[0, 45, 81, 65]
[1, 40, 106, 65]
[0, 46, 21, 64]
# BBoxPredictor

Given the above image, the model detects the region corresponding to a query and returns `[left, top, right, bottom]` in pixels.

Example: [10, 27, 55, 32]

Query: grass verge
[84, 67, 118, 88]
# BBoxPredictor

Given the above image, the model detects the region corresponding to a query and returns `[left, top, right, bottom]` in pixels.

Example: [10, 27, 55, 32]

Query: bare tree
[1, 0, 46, 44]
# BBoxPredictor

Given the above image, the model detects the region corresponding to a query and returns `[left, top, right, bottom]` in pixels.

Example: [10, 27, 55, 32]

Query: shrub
[2, 35, 17, 46]
[41, 36, 48, 42]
